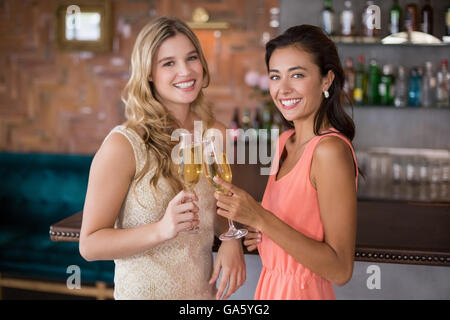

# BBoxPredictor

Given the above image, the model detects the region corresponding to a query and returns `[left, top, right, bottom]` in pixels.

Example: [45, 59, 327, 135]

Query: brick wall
[0, 0, 278, 154]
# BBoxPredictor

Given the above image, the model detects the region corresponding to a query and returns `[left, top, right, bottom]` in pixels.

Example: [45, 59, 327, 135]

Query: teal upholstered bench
[0, 152, 114, 298]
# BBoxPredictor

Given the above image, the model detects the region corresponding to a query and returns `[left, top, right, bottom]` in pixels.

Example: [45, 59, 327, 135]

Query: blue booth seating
[0, 152, 114, 290]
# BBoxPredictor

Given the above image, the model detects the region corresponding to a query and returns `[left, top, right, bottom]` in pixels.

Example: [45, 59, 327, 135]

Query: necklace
[289, 133, 315, 150]
[280, 133, 315, 166]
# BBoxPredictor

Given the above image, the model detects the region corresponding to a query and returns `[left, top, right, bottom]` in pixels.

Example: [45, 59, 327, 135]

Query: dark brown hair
[265, 24, 355, 142]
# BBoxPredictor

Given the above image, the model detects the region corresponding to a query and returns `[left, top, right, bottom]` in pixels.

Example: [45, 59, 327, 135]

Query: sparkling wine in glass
[202, 138, 248, 240]
[178, 133, 202, 233]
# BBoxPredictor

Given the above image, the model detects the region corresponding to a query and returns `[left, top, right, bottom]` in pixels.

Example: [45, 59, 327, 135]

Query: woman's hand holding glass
[158, 190, 200, 241]
[213, 176, 266, 235]
[202, 138, 248, 240]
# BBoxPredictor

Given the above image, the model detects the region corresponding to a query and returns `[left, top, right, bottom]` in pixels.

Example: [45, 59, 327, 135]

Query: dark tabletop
[50, 156, 450, 267]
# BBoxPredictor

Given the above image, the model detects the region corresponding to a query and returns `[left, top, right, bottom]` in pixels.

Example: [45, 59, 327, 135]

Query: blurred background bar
[0, 0, 449, 300]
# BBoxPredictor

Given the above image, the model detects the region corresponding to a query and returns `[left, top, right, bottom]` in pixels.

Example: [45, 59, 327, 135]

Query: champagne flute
[202, 137, 248, 240]
[178, 133, 202, 233]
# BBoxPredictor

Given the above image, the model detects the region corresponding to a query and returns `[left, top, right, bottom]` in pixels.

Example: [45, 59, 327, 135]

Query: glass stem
[228, 219, 237, 231]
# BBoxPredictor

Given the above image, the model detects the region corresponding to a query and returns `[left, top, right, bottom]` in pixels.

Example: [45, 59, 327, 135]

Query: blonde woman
[79, 17, 245, 300]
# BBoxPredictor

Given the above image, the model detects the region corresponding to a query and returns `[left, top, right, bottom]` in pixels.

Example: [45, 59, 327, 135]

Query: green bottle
[321, 0, 335, 36]
[389, 0, 402, 34]
[353, 55, 368, 106]
[379, 65, 395, 106]
[367, 59, 380, 105]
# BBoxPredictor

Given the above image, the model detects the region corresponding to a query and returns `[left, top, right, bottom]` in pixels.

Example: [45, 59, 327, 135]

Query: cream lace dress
[104, 125, 217, 300]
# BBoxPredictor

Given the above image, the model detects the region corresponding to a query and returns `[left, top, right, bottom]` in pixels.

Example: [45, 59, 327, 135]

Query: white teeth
[281, 98, 301, 106]
[174, 80, 195, 89]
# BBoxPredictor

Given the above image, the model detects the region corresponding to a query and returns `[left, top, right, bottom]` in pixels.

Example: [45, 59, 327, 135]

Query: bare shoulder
[311, 135, 356, 186]
[314, 135, 353, 162]
[92, 131, 135, 180]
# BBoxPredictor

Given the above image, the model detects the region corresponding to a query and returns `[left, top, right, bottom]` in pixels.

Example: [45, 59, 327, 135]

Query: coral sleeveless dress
[255, 128, 358, 300]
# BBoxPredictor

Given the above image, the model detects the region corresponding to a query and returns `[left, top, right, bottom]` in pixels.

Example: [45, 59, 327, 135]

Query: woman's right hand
[243, 227, 261, 252]
[158, 189, 200, 241]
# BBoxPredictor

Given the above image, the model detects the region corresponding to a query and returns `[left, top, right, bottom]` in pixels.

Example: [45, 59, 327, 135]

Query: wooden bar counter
[50, 161, 450, 267]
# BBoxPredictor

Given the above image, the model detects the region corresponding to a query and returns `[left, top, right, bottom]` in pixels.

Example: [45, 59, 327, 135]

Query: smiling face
[268, 45, 332, 123]
[150, 33, 204, 110]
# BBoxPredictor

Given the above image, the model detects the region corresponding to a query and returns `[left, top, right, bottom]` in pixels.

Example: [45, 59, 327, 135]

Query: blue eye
[269, 75, 280, 80]
[293, 73, 304, 79]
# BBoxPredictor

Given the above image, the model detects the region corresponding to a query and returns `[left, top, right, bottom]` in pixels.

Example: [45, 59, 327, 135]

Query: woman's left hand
[213, 176, 265, 229]
[209, 239, 246, 300]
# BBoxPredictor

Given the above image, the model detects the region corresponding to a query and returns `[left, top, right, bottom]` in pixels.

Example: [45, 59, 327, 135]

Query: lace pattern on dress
[103, 125, 217, 300]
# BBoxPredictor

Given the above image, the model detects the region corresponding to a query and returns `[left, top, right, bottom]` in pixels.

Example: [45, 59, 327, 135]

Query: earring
[323, 90, 330, 98]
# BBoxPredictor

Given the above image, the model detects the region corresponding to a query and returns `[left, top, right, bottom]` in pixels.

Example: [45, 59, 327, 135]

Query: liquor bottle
[340, 0, 355, 36]
[404, 3, 419, 33]
[252, 108, 263, 141]
[446, 6, 450, 37]
[343, 57, 355, 104]
[241, 108, 251, 130]
[379, 65, 395, 106]
[362, 0, 378, 37]
[389, 0, 402, 34]
[229, 107, 240, 142]
[252, 107, 262, 130]
[321, 0, 335, 36]
[271, 109, 283, 133]
[243, 108, 257, 141]
[436, 59, 449, 108]
[421, 61, 435, 108]
[394, 66, 408, 108]
[420, 0, 433, 35]
[354, 55, 367, 105]
[408, 67, 421, 107]
[367, 59, 380, 105]
[262, 103, 273, 134]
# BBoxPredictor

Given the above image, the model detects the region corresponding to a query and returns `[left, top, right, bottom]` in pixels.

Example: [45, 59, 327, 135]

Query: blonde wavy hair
[121, 16, 215, 194]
